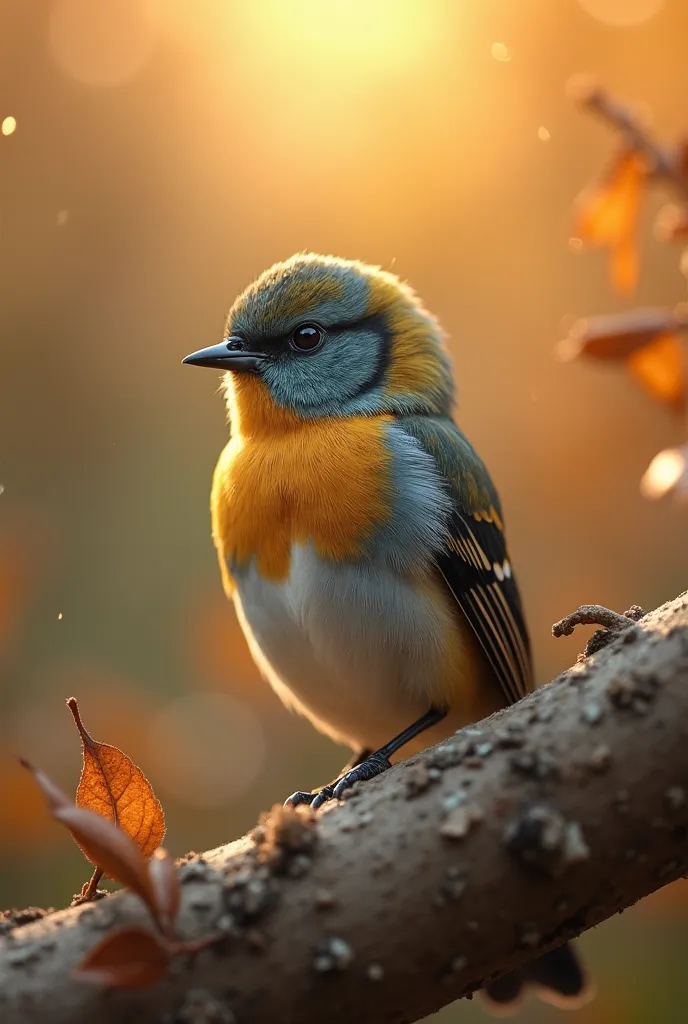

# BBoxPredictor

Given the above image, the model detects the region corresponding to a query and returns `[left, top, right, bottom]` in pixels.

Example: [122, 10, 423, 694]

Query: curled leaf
[640, 446, 688, 504]
[558, 308, 681, 362]
[73, 925, 170, 989]
[148, 848, 181, 939]
[21, 759, 159, 921]
[68, 697, 165, 859]
[627, 333, 686, 407]
[573, 148, 647, 294]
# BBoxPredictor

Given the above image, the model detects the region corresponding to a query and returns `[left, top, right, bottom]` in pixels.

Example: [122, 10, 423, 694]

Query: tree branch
[1, 593, 687, 1024]
[568, 77, 680, 186]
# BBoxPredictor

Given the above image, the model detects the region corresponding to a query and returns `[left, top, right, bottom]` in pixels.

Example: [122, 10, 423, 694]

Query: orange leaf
[573, 148, 646, 295]
[609, 233, 639, 296]
[148, 848, 181, 939]
[20, 759, 159, 921]
[627, 333, 686, 407]
[558, 308, 679, 362]
[73, 925, 170, 989]
[574, 148, 646, 246]
[68, 697, 165, 859]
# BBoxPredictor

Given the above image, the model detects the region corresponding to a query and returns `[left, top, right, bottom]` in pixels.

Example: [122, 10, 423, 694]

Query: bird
[183, 252, 591, 1013]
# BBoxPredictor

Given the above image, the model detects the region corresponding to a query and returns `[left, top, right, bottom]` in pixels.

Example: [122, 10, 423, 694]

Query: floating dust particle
[491, 42, 511, 61]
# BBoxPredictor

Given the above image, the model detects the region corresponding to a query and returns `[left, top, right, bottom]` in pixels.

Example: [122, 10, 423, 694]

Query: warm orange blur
[1, 2, 687, 1020]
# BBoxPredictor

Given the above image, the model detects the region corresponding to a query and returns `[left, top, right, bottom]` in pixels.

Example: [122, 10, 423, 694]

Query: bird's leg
[294, 706, 448, 811]
[284, 748, 372, 809]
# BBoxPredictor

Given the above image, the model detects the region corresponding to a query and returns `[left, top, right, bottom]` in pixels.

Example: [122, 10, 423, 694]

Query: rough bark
[1, 593, 687, 1024]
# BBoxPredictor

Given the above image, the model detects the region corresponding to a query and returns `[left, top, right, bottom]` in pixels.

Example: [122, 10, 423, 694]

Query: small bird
[183, 253, 590, 1012]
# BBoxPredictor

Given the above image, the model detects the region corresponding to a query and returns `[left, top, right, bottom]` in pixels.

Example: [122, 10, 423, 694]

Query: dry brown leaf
[558, 308, 679, 362]
[627, 333, 686, 407]
[573, 148, 646, 294]
[67, 697, 165, 858]
[73, 925, 170, 989]
[640, 446, 688, 503]
[21, 759, 159, 920]
[148, 848, 181, 939]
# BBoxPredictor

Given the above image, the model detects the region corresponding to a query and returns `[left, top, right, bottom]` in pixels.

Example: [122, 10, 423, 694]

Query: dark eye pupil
[292, 324, 323, 351]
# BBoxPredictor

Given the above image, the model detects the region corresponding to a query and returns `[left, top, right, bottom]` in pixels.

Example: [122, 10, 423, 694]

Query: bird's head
[183, 253, 454, 433]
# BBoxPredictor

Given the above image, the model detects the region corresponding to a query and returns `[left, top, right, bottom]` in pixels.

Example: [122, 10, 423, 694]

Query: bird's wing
[401, 416, 533, 705]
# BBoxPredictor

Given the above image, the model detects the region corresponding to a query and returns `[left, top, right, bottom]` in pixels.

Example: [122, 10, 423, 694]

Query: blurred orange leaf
[609, 233, 638, 296]
[73, 925, 170, 989]
[148, 848, 181, 939]
[574, 148, 647, 294]
[558, 308, 680, 362]
[68, 697, 165, 858]
[20, 758, 159, 920]
[627, 333, 686, 407]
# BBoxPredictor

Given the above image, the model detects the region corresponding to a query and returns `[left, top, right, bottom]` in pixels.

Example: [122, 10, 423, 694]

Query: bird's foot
[284, 787, 334, 809]
[310, 753, 391, 810]
[284, 753, 392, 810]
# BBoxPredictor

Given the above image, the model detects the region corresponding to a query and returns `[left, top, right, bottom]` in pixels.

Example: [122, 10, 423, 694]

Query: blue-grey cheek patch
[262, 326, 384, 416]
[365, 423, 452, 573]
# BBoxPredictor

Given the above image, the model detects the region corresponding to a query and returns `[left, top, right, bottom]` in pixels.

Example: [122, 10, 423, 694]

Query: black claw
[331, 752, 392, 800]
[286, 752, 394, 811]
[284, 791, 317, 808]
[310, 785, 335, 811]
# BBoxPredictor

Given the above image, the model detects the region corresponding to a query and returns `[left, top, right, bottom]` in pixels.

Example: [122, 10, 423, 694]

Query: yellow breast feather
[211, 381, 394, 590]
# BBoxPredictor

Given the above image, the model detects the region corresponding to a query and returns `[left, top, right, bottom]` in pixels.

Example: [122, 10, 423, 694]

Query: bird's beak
[182, 341, 263, 374]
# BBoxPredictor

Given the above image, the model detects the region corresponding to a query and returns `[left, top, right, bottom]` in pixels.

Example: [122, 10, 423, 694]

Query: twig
[72, 869, 104, 906]
[551, 604, 639, 638]
[569, 78, 679, 186]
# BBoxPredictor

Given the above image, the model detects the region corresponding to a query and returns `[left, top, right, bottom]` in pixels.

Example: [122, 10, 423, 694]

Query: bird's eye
[290, 323, 324, 352]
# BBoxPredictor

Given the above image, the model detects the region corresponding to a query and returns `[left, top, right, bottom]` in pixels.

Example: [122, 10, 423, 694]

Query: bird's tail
[481, 942, 593, 1016]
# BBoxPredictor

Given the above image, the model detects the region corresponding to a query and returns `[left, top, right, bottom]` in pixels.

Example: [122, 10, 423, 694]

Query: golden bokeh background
[1, 1, 687, 1020]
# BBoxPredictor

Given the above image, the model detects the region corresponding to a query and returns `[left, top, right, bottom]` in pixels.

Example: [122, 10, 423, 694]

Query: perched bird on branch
[183, 252, 590, 1012]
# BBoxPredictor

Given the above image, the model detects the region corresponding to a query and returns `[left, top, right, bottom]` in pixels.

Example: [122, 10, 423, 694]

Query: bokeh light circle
[146, 693, 266, 807]
[49, 0, 158, 87]
[576, 0, 664, 27]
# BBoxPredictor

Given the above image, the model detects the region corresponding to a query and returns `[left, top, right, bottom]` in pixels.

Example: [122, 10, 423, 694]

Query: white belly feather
[233, 543, 457, 751]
